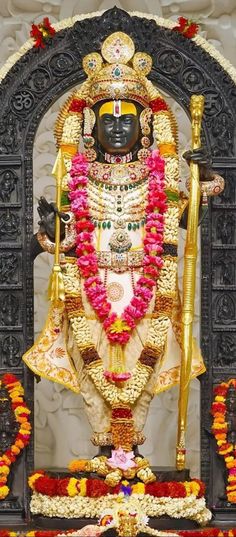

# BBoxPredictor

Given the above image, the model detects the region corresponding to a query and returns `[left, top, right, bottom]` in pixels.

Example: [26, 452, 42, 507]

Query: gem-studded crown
[81, 32, 156, 107]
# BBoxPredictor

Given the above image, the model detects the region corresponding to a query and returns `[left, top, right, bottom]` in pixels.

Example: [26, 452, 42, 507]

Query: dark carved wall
[0, 6, 235, 524]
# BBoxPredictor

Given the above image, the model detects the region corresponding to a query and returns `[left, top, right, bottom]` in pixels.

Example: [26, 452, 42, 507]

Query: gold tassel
[48, 266, 65, 302]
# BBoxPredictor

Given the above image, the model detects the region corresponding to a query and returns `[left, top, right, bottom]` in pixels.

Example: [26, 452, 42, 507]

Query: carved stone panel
[0, 292, 22, 328]
[0, 170, 19, 204]
[0, 113, 22, 154]
[0, 333, 22, 368]
[212, 252, 236, 288]
[213, 292, 236, 329]
[0, 209, 21, 244]
[0, 252, 22, 288]
[212, 211, 235, 245]
[213, 333, 236, 367]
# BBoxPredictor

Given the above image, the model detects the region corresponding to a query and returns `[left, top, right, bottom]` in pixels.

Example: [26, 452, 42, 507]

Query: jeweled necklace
[68, 150, 167, 346]
[104, 152, 132, 164]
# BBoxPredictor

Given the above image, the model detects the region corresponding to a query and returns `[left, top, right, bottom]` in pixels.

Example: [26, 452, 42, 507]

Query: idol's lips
[109, 135, 126, 143]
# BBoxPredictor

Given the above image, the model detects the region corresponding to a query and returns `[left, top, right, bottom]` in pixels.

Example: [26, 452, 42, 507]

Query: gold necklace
[89, 160, 149, 186]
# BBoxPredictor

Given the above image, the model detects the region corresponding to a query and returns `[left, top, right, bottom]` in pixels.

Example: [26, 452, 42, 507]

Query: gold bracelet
[37, 212, 76, 254]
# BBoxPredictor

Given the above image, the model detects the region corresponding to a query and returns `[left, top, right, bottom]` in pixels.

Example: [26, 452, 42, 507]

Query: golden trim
[22, 303, 80, 394]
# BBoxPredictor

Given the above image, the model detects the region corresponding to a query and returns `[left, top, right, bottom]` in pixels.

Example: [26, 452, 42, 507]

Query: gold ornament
[106, 282, 124, 302]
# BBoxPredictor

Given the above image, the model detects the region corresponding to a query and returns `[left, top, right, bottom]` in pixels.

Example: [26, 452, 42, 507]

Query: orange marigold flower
[12, 446, 20, 455]
[68, 459, 89, 473]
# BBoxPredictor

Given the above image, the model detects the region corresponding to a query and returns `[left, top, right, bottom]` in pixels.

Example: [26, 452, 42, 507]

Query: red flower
[35, 475, 58, 496]
[30, 17, 55, 48]
[30, 24, 44, 48]
[42, 17, 55, 36]
[213, 384, 228, 396]
[86, 478, 109, 497]
[173, 17, 199, 38]
[150, 97, 168, 113]
[184, 23, 199, 38]
[176, 16, 188, 30]
[2, 373, 18, 385]
[57, 477, 70, 496]
[69, 99, 87, 113]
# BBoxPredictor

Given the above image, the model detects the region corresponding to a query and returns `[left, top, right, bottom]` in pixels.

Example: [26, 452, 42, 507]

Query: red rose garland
[0, 374, 31, 500]
[68, 150, 167, 346]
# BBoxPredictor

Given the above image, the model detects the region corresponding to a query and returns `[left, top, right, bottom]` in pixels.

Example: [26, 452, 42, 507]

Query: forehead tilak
[99, 100, 137, 117]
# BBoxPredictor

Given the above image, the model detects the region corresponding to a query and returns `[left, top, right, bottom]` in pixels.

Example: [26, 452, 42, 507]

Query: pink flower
[144, 244, 163, 255]
[138, 277, 155, 288]
[145, 266, 159, 277]
[134, 285, 153, 301]
[104, 371, 132, 382]
[107, 331, 131, 344]
[68, 175, 88, 187]
[71, 198, 87, 211]
[71, 154, 88, 175]
[84, 276, 101, 287]
[107, 448, 137, 471]
[77, 232, 93, 242]
[146, 150, 165, 172]
[122, 311, 136, 328]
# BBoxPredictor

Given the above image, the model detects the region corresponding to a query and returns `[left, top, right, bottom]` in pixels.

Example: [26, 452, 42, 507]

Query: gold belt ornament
[97, 250, 143, 273]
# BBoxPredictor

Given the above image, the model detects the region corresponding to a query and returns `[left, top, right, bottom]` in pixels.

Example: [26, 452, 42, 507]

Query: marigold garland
[0, 373, 31, 500]
[211, 379, 236, 503]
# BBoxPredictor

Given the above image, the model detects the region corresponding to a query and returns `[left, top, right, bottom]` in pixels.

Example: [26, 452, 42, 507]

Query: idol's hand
[183, 147, 212, 180]
[37, 196, 68, 239]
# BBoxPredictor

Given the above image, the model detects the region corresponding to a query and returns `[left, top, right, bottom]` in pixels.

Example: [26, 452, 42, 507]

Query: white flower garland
[30, 491, 212, 525]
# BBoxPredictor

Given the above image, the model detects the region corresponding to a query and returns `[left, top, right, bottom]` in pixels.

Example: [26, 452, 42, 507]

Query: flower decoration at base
[0, 373, 31, 500]
[173, 17, 199, 38]
[107, 448, 136, 471]
[30, 17, 56, 48]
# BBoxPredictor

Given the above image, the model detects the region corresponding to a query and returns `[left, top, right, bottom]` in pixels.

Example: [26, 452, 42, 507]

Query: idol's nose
[113, 118, 123, 134]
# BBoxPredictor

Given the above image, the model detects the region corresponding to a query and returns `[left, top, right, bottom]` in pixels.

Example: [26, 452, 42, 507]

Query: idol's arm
[180, 147, 224, 229]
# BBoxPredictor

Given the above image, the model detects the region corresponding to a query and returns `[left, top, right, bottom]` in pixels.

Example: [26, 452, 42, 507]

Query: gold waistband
[97, 250, 143, 273]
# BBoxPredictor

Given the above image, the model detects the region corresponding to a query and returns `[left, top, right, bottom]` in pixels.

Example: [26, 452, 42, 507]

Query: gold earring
[83, 107, 97, 162]
[137, 108, 152, 162]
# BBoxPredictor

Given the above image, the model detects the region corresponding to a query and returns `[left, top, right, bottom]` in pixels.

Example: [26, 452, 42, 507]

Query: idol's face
[95, 100, 141, 155]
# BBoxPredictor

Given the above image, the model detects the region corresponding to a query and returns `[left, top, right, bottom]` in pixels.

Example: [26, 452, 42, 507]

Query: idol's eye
[122, 115, 135, 124]
[102, 115, 114, 124]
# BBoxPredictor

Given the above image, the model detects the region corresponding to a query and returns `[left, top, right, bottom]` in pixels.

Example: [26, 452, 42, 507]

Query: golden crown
[80, 32, 157, 107]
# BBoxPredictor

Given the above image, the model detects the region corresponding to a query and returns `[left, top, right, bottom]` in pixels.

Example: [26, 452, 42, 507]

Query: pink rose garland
[68, 150, 167, 345]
